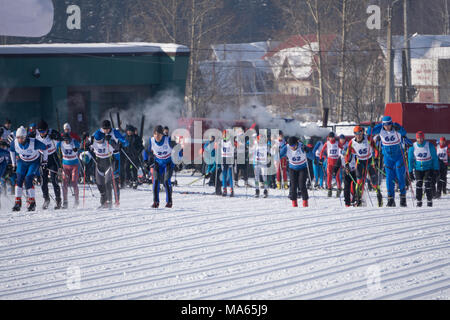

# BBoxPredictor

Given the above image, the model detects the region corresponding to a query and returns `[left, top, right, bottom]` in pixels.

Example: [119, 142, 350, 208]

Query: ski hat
[126, 124, 135, 132]
[416, 131, 425, 139]
[102, 120, 112, 129]
[287, 136, 298, 146]
[382, 116, 393, 125]
[339, 134, 346, 140]
[63, 123, 71, 131]
[328, 132, 335, 139]
[440, 137, 446, 144]
[16, 126, 27, 138]
[37, 120, 48, 131]
[353, 125, 363, 134]
[4, 119, 11, 124]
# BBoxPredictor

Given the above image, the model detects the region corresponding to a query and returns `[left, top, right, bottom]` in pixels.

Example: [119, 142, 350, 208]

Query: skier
[124, 124, 144, 189]
[343, 148, 357, 207]
[27, 123, 37, 138]
[436, 137, 449, 198]
[286, 136, 311, 208]
[345, 126, 382, 207]
[0, 141, 10, 205]
[56, 133, 81, 208]
[79, 132, 95, 184]
[0, 119, 12, 143]
[234, 127, 250, 188]
[220, 130, 235, 197]
[62, 123, 81, 142]
[93, 120, 129, 205]
[251, 133, 270, 198]
[408, 131, 439, 207]
[147, 125, 177, 208]
[312, 139, 324, 189]
[367, 116, 409, 207]
[275, 131, 288, 190]
[36, 120, 63, 209]
[89, 133, 117, 208]
[319, 132, 342, 197]
[10, 126, 48, 211]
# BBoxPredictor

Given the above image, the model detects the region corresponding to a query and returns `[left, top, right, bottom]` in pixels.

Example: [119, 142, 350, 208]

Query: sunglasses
[38, 129, 47, 133]
[355, 131, 363, 135]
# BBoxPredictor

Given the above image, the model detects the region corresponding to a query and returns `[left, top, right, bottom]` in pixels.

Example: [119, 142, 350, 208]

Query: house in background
[379, 35, 450, 103]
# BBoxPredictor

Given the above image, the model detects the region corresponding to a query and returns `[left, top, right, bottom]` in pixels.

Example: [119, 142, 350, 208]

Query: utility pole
[403, 0, 411, 101]
[385, 0, 400, 104]
[445, 0, 450, 35]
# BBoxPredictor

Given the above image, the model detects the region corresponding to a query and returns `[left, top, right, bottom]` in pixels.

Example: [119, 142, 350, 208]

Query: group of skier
[0, 115, 448, 211]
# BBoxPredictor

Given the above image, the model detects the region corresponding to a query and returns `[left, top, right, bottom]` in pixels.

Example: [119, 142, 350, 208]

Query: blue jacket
[279, 139, 287, 159]
[93, 128, 129, 148]
[10, 138, 47, 165]
[312, 141, 324, 161]
[368, 123, 407, 161]
[147, 136, 182, 167]
[288, 142, 308, 171]
[408, 141, 439, 172]
[0, 148, 10, 177]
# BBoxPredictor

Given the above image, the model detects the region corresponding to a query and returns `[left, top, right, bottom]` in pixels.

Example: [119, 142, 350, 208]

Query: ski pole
[305, 154, 318, 208]
[107, 141, 119, 206]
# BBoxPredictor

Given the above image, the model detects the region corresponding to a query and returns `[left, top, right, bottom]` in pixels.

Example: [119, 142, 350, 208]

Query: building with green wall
[0, 43, 189, 134]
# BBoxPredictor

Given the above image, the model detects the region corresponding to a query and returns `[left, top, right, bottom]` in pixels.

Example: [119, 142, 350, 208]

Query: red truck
[384, 102, 450, 143]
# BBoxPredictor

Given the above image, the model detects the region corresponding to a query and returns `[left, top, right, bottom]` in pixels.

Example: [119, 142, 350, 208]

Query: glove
[409, 171, 415, 181]
[11, 165, 16, 173]
[82, 132, 89, 141]
[318, 160, 323, 166]
[73, 148, 78, 153]
[345, 163, 350, 171]
[41, 161, 48, 170]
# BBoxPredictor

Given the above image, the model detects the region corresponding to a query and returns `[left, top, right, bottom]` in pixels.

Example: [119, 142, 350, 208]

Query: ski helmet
[287, 136, 298, 146]
[416, 131, 425, 140]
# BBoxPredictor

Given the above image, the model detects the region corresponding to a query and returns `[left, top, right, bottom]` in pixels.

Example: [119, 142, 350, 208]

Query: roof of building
[0, 42, 189, 56]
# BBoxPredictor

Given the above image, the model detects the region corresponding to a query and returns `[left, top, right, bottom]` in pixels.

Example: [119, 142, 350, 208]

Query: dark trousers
[95, 158, 114, 205]
[41, 153, 61, 201]
[415, 170, 433, 202]
[288, 168, 309, 201]
[153, 162, 173, 203]
[344, 170, 356, 206]
[125, 157, 138, 183]
[236, 163, 248, 182]
[355, 159, 378, 188]
[437, 161, 447, 194]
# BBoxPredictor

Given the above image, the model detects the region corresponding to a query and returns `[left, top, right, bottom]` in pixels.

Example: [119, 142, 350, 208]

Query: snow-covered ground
[0, 173, 449, 300]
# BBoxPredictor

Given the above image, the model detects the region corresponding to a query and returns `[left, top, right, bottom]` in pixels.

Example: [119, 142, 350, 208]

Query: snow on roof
[211, 41, 280, 62]
[0, 42, 189, 55]
[378, 35, 450, 86]
[263, 34, 338, 80]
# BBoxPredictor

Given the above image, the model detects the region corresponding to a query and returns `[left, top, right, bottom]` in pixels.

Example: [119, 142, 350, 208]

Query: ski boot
[387, 197, 396, 207]
[417, 201, 422, 207]
[165, 202, 172, 208]
[27, 198, 36, 212]
[12, 198, 21, 212]
[303, 200, 308, 207]
[336, 188, 342, 198]
[284, 182, 289, 190]
[151, 202, 159, 208]
[400, 195, 407, 207]
[255, 189, 260, 198]
[230, 188, 234, 197]
[327, 189, 332, 197]
[222, 188, 227, 197]
[427, 201, 433, 207]
[263, 189, 268, 198]
[276, 182, 281, 190]
[376, 188, 383, 207]
[42, 197, 50, 210]
[54, 198, 62, 210]
[292, 200, 298, 207]
[435, 192, 441, 199]
[62, 201, 68, 209]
